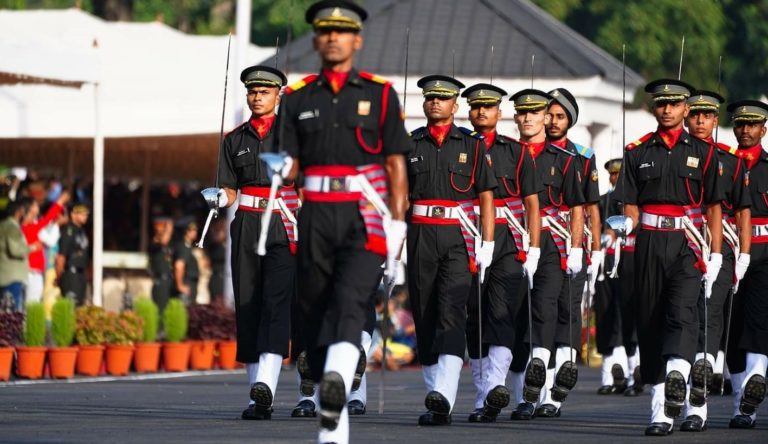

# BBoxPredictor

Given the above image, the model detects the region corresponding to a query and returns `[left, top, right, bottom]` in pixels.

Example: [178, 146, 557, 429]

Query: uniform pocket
[449, 161, 473, 192]
[348, 115, 380, 153]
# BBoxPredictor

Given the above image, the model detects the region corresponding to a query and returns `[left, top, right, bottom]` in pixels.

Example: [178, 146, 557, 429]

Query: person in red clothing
[21, 191, 69, 303]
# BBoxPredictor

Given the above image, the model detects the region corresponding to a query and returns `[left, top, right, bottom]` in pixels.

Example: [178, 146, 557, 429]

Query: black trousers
[60, 271, 87, 306]
[231, 211, 295, 363]
[151, 277, 172, 314]
[634, 229, 702, 385]
[298, 202, 383, 379]
[696, 245, 735, 356]
[595, 254, 623, 355]
[408, 224, 473, 366]
[553, 254, 588, 354]
[618, 252, 639, 356]
[466, 224, 526, 359]
[727, 243, 768, 375]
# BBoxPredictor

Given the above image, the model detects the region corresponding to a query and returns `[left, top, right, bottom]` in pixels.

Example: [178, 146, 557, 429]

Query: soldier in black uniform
[681, 91, 751, 432]
[406, 75, 497, 426]
[617, 79, 724, 436]
[460, 84, 542, 423]
[594, 159, 635, 396]
[209, 65, 296, 420]
[724, 100, 768, 430]
[537, 88, 601, 417]
[148, 217, 174, 312]
[56, 203, 89, 306]
[276, 2, 410, 442]
[506, 89, 586, 421]
[172, 219, 199, 304]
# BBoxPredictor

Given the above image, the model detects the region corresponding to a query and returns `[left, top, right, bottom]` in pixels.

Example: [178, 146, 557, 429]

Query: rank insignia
[459, 153, 468, 163]
[485, 153, 493, 168]
[686, 156, 699, 168]
[591, 170, 599, 182]
[358, 100, 371, 116]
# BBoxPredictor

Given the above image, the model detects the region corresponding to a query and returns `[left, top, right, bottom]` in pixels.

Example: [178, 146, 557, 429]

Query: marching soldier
[724, 99, 768, 429]
[507, 89, 586, 420]
[56, 203, 90, 306]
[460, 83, 542, 423]
[148, 217, 174, 312]
[537, 88, 602, 417]
[617, 79, 724, 436]
[680, 91, 751, 432]
[407, 75, 497, 426]
[277, 1, 410, 442]
[209, 64, 296, 420]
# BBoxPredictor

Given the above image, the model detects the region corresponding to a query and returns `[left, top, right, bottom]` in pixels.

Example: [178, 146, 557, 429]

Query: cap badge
[434, 80, 442, 87]
[663, 84, 670, 92]
[699, 95, 704, 101]
[525, 95, 532, 102]
[331, 7, 342, 17]
[553, 90, 560, 97]
[742, 106, 747, 112]
[255, 71, 262, 78]
[479, 89, 486, 96]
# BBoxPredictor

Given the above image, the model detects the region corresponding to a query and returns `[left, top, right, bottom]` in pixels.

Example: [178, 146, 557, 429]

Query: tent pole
[140, 149, 151, 253]
[92, 81, 104, 307]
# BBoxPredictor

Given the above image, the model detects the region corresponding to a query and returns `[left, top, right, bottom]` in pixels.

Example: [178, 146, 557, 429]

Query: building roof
[274, 0, 643, 87]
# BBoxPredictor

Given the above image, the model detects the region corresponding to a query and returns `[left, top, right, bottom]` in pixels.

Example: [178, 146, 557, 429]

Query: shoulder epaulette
[459, 127, 484, 139]
[716, 142, 739, 156]
[284, 74, 318, 95]
[224, 121, 248, 137]
[626, 132, 654, 150]
[358, 71, 391, 85]
[409, 126, 426, 139]
[571, 141, 594, 159]
[550, 143, 577, 156]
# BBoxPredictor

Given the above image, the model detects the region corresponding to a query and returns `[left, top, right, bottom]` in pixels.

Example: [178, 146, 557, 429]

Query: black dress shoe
[352, 345, 367, 392]
[319, 371, 346, 431]
[468, 408, 485, 423]
[740, 374, 767, 416]
[425, 391, 451, 415]
[418, 411, 452, 425]
[482, 385, 510, 419]
[597, 385, 616, 395]
[680, 415, 706, 432]
[611, 364, 626, 387]
[291, 399, 317, 418]
[729, 414, 756, 429]
[242, 403, 273, 420]
[552, 361, 578, 402]
[689, 358, 712, 407]
[623, 385, 644, 397]
[534, 403, 560, 418]
[523, 358, 546, 403]
[510, 402, 535, 420]
[296, 351, 316, 397]
[645, 422, 673, 436]
[664, 370, 686, 418]
[347, 399, 366, 415]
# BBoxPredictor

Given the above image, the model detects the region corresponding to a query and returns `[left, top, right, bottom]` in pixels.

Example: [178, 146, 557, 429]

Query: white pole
[92, 81, 104, 307]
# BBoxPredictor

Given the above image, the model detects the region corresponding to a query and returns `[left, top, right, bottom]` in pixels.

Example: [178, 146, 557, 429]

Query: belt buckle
[329, 177, 345, 192]
[258, 198, 269, 209]
[659, 216, 674, 229]
[430, 206, 446, 218]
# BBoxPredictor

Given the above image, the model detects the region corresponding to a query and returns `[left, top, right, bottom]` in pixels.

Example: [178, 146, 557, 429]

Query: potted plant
[75, 306, 107, 376]
[16, 302, 47, 379]
[162, 299, 190, 372]
[0, 311, 24, 381]
[133, 297, 161, 373]
[48, 298, 78, 379]
[187, 304, 219, 370]
[210, 303, 237, 370]
[104, 310, 143, 376]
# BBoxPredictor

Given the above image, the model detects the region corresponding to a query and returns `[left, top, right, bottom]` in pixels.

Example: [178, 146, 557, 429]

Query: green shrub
[24, 302, 46, 347]
[163, 299, 188, 343]
[51, 298, 76, 347]
[104, 310, 144, 345]
[75, 306, 107, 345]
[133, 298, 159, 343]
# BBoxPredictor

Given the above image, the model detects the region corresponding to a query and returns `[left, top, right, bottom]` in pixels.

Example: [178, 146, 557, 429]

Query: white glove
[522, 247, 540, 289]
[624, 217, 634, 236]
[385, 220, 407, 287]
[566, 247, 583, 275]
[279, 155, 294, 179]
[734, 253, 750, 291]
[476, 240, 495, 284]
[216, 188, 229, 208]
[704, 252, 723, 299]
[588, 250, 604, 295]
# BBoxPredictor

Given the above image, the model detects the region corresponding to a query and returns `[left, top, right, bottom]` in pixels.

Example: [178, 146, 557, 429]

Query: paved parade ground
[1, 366, 764, 443]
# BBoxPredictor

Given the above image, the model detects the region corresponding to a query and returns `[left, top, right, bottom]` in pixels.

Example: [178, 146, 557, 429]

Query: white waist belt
[412, 204, 463, 219]
[239, 194, 281, 211]
[753, 224, 768, 237]
[472, 205, 508, 219]
[304, 175, 362, 193]
[641, 213, 685, 229]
